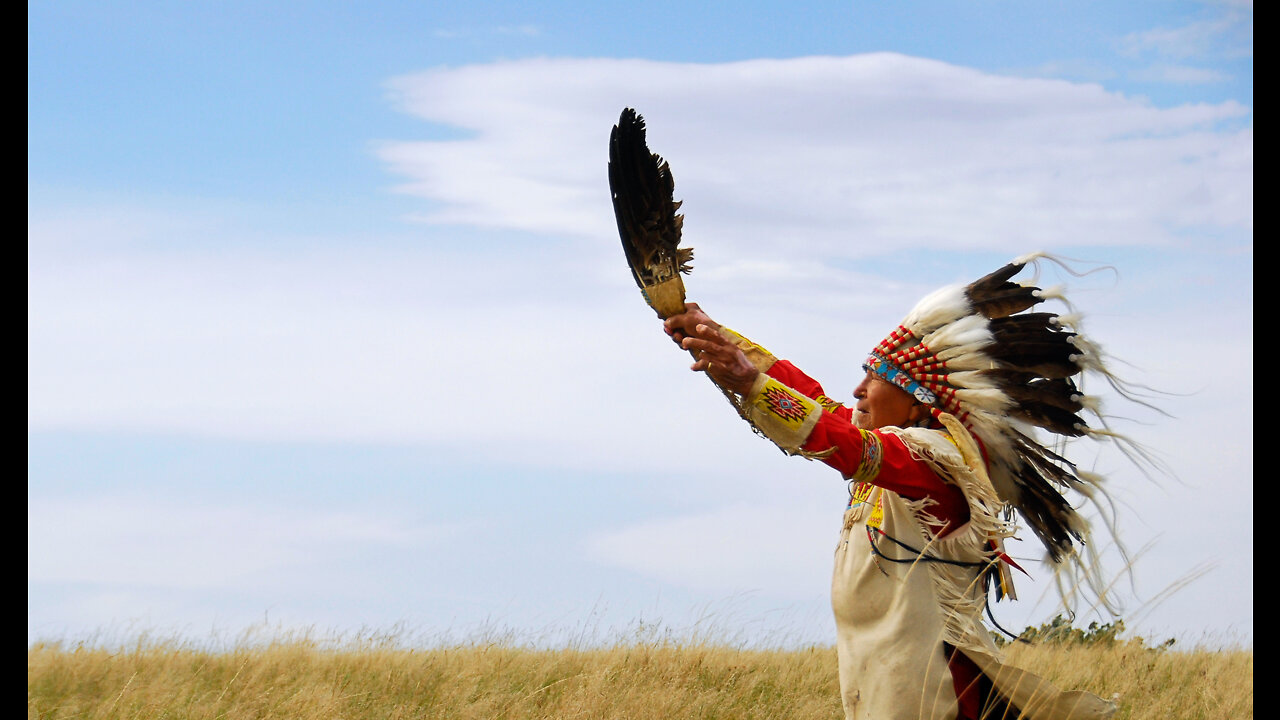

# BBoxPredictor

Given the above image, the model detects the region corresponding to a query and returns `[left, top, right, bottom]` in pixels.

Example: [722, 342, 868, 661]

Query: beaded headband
[863, 352, 937, 405]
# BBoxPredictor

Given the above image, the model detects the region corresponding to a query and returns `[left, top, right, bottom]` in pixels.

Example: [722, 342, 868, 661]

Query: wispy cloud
[588, 503, 834, 597]
[495, 24, 539, 37]
[432, 24, 541, 40]
[28, 496, 453, 588]
[1119, 5, 1253, 60]
[1008, 59, 1119, 85]
[379, 54, 1250, 260]
[1129, 63, 1232, 85]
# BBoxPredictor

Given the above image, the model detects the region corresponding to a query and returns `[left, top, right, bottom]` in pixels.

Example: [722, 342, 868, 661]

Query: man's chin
[852, 410, 872, 430]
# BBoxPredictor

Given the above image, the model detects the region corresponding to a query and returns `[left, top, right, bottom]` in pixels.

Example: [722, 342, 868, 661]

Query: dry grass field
[28, 628, 1251, 720]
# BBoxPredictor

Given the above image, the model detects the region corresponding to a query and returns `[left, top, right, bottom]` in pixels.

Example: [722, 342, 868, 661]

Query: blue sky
[30, 1, 1251, 648]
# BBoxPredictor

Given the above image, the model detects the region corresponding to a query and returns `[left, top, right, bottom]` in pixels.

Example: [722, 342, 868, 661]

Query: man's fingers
[682, 341, 736, 378]
[680, 336, 723, 355]
[683, 324, 726, 349]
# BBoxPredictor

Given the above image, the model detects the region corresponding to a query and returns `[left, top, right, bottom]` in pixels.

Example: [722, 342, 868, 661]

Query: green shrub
[993, 614, 1175, 650]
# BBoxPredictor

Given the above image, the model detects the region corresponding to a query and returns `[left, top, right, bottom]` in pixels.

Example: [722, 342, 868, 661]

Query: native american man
[663, 254, 1125, 720]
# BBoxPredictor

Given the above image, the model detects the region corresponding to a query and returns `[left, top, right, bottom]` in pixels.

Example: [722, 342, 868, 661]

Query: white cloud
[587, 502, 835, 597]
[29, 53, 1253, 474]
[1129, 63, 1232, 85]
[379, 54, 1251, 259]
[431, 24, 541, 40]
[1119, 7, 1253, 61]
[27, 496, 452, 589]
[495, 24, 540, 36]
[1009, 59, 1119, 85]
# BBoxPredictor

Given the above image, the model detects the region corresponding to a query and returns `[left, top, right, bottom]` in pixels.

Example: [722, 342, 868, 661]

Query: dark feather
[967, 285, 1042, 319]
[988, 312, 1060, 334]
[1007, 463, 1077, 562]
[967, 261, 1026, 297]
[987, 329, 1076, 350]
[608, 109, 691, 317]
[983, 343, 1081, 379]
[976, 368, 1039, 386]
[965, 262, 1047, 319]
[1004, 378, 1085, 414]
[1008, 403, 1088, 436]
[1004, 432, 1088, 562]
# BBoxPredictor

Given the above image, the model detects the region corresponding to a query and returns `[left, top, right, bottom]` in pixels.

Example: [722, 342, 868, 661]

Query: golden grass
[1001, 641, 1252, 720]
[28, 633, 1251, 720]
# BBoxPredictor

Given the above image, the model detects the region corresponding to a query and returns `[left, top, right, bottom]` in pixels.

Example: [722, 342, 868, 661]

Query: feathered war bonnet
[865, 252, 1152, 586]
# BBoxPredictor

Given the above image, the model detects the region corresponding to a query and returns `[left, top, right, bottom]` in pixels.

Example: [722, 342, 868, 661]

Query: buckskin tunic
[722, 328, 1116, 720]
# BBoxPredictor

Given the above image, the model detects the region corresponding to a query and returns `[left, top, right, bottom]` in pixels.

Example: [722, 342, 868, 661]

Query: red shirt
[765, 360, 971, 533]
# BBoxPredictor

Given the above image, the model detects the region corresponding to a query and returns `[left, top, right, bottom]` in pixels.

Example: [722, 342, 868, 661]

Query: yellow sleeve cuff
[743, 374, 823, 454]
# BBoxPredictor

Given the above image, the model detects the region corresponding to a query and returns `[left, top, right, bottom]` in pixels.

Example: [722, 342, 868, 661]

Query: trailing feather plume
[608, 108, 692, 318]
[864, 254, 1163, 595]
